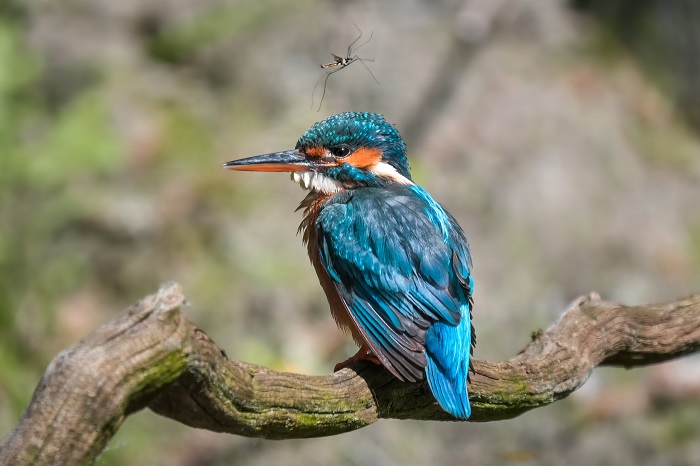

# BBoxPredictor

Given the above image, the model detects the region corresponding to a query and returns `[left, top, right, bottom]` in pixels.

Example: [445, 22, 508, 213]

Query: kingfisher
[224, 112, 475, 418]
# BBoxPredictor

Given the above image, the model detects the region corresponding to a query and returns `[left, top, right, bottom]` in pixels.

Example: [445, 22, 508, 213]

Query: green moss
[470, 376, 557, 421]
[131, 349, 188, 396]
[265, 412, 371, 439]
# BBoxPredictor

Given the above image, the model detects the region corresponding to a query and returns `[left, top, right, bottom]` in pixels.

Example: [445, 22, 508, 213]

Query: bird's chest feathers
[297, 192, 331, 249]
[298, 192, 365, 344]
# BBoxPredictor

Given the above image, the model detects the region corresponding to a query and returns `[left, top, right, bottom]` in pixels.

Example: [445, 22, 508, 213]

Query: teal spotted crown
[296, 112, 411, 179]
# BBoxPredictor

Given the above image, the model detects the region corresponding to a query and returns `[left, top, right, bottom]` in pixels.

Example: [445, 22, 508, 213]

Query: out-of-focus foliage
[1, 1, 700, 465]
[0, 19, 123, 417]
[574, 0, 700, 133]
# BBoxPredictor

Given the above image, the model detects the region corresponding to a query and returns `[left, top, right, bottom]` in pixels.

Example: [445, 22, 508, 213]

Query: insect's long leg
[352, 56, 381, 84]
[345, 24, 365, 59]
[351, 25, 374, 55]
[312, 66, 345, 112]
[317, 72, 332, 112]
[311, 73, 327, 109]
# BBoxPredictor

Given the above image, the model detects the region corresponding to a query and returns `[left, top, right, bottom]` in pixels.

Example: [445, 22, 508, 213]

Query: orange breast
[300, 193, 367, 347]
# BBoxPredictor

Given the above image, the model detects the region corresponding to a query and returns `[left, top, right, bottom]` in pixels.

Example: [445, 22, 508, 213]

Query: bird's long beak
[223, 149, 311, 172]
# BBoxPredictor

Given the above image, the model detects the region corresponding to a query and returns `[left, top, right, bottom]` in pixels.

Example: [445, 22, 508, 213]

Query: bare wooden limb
[0, 284, 190, 465]
[1, 283, 699, 465]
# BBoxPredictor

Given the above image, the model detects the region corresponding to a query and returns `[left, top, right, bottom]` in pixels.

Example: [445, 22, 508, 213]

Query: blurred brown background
[1, 0, 700, 465]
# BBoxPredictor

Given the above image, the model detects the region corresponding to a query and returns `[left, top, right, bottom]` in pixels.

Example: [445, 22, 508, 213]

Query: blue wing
[315, 184, 473, 383]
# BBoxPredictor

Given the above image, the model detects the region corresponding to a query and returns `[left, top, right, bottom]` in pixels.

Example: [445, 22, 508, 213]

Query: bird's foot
[334, 346, 381, 372]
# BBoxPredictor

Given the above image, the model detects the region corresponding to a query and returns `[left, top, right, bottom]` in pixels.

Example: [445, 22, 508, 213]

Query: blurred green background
[2, 0, 700, 465]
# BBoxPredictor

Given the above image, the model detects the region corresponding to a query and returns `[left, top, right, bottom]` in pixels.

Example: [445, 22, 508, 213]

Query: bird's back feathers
[307, 184, 474, 417]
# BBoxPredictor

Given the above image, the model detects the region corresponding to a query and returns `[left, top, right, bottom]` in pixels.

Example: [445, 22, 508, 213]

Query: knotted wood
[1, 283, 699, 465]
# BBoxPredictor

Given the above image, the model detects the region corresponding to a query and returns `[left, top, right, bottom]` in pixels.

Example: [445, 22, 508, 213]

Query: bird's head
[224, 112, 413, 193]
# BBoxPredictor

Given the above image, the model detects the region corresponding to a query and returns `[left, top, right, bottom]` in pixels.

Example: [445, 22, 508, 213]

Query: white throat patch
[369, 162, 414, 185]
[291, 171, 344, 194]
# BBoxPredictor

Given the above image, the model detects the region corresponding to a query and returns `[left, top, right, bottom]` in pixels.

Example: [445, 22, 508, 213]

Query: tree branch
[1, 283, 699, 465]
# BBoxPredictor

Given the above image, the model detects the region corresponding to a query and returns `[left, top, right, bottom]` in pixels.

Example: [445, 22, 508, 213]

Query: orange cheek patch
[345, 147, 382, 168]
[305, 147, 327, 158]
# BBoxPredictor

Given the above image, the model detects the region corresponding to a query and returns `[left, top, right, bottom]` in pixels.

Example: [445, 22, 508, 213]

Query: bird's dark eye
[332, 146, 351, 158]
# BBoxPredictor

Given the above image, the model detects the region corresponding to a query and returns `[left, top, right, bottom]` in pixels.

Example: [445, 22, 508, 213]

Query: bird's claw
[334, 346, 381, 372]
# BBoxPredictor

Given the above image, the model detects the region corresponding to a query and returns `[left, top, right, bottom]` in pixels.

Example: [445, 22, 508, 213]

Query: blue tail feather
[424, 303, 472, 419]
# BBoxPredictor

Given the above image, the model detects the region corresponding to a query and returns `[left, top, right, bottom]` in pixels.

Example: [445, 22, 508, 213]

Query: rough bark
[1, 283, 699, 465]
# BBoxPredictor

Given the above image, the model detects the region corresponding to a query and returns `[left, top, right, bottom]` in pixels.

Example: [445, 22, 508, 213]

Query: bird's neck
[297, 191, 334, 247]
